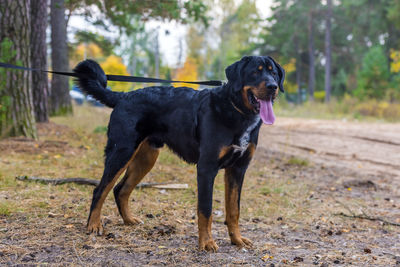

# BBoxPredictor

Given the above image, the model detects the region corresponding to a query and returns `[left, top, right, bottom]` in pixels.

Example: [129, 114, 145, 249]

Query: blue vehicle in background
[70, 85, 107, 107]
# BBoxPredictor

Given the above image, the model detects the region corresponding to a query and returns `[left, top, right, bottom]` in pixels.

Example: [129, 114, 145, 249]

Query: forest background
[1, 0, 400, 137]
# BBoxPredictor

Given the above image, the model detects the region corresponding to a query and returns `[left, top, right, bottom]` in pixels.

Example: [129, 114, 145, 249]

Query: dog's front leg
[224, 165, 253, 248]
[196, 160, 219, 252]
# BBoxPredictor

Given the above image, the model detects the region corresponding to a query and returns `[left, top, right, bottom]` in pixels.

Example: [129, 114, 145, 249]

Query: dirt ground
[0, 107, 399, 266]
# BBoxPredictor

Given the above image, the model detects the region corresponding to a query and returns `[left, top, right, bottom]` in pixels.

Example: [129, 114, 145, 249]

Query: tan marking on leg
[247, 143, 256, 159]
[218, 145, 232, 160]
[117, 140, 159, 225]
[224, 169, 253, 248]
[87, 140, 147, 235]
[198, 212, 218, 252]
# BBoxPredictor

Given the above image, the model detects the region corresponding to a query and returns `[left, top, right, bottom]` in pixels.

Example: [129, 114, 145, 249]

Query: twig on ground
[334, 212, 400, 227]
[72, 241, 84, 266]
[16, 176, 99, 186]
[15, 176, 188, 189]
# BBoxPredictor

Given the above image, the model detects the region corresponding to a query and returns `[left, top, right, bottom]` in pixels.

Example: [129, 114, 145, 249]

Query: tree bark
[50, 0, 72, 116]
[324, 0, 332, 103]
[0, 0, 37, 139]
[31, 0, 49, 122]
[308, 10, 315, 102]
[294, 35, 302, 104]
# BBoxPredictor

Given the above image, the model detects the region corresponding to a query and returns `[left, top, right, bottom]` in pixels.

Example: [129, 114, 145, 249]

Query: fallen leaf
[262, 254, 273, 261]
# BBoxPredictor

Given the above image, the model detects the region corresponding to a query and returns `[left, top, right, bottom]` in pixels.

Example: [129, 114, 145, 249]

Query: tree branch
[15, 176, 188, 189]
[335, 212, 400, 227]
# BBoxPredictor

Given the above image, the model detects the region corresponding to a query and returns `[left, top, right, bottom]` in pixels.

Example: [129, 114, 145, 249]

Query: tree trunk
[308, 10, 315, 102]
[324, 0, 332, 103]
[294, 35, 302, 104]
[31, 0, 49, 122]
[0, 0, 37, 139]
[50, 0, 72, 116]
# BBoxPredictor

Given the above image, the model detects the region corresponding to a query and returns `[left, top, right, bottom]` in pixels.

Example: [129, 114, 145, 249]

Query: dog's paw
[199, 239, 219, 252]
[231, 236, 253, 248]
[87, 221, 104, 236]
[123, 216, 143, 225]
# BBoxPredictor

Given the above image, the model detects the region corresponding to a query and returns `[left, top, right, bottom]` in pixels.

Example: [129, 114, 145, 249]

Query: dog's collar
[230, 100, 245, 115]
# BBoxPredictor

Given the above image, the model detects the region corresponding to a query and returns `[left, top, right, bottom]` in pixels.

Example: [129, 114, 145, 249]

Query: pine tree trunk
[31, 0, 49, 122]
[294, 35, 302, 104]
[0, 0, 37, 139]
[324, 0, 332, 103]
[49, 0, 72, 116]
[308, 10, 315, 102]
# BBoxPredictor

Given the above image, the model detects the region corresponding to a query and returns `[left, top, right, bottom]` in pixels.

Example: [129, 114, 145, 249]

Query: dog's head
[225, 56, 285, 124]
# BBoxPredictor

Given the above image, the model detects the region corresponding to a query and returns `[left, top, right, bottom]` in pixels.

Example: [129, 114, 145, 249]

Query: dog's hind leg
[113, 139, 160, 225]
[87, 136, 140, 235]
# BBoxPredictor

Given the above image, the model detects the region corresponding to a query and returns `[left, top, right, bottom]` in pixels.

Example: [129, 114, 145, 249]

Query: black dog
[73, 56, 285, 251]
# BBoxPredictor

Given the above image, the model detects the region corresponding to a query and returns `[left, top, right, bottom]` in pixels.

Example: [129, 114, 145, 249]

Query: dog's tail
[73, 59, 122, 108]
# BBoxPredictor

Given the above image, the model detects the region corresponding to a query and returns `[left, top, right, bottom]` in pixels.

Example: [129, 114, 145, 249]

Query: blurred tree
[50, 0, 73, 116]
[324, 0, 332, 103]
[355, 46, 389, 100]
[31, 0, 49, 122]
[201, 0, 261, 80]
[254, 0, 400, 101]
[255, 0, 324, 102]
[70, 43, 105, 67]
[65, 0, 209, 33]
[100, 55, 131, 92]
[174, 57, 199, 89]
[308, 6, 316, 101]
[0, 0, 37, 138]
[73, 31, 115, 57]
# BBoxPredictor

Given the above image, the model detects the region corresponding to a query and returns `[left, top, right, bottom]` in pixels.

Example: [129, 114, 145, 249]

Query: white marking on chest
[238, 117, 260, 148]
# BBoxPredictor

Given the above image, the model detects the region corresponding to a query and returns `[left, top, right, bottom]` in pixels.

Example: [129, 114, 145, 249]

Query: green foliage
[0, 202, 12, 216]
[247, 0, 400, 102]
[354, 46, 389, 100]
[286, 157, 309, 167]
[314, 91, 325, 102]
[93, 125, 107, 134]
[67, 0, 209, 33]
[208, 0, 261, 79]
[74, 31, 115, 56]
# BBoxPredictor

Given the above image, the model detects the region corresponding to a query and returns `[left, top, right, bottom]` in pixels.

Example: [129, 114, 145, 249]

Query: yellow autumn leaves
[174, 58, 199, 90]
[71, 43, 201, 92]
[390, 49, 400, 73]
[71, 43, 131, 92]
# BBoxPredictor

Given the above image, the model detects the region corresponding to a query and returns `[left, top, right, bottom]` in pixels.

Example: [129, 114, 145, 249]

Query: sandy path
[259, 117, 400, 178]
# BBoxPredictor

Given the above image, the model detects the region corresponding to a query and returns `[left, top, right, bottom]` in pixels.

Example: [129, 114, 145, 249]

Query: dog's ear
[225, 56, 251, 91]
[265, 56, 285, 93]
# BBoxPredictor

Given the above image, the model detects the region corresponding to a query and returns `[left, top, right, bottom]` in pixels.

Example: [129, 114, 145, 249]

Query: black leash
[0, 62, 223, 87]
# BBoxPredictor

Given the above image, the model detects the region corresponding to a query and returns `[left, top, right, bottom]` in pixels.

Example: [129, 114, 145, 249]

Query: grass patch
[0, 201, 12, 216]
[274, 95, 400, 122]
[93, 125, 108, 133]
[286, 156, 309, 166]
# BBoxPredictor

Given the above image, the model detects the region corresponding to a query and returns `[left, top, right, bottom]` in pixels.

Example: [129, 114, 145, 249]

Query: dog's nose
[266, 83, 278, 91]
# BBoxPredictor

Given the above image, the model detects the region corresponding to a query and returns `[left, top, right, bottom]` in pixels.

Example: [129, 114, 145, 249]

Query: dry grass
[0, 104, 399, 265]
[274, 95, 400, 122]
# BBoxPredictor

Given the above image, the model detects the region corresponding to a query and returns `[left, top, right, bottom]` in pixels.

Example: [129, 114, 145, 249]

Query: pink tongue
[259, 100, 275, 125]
